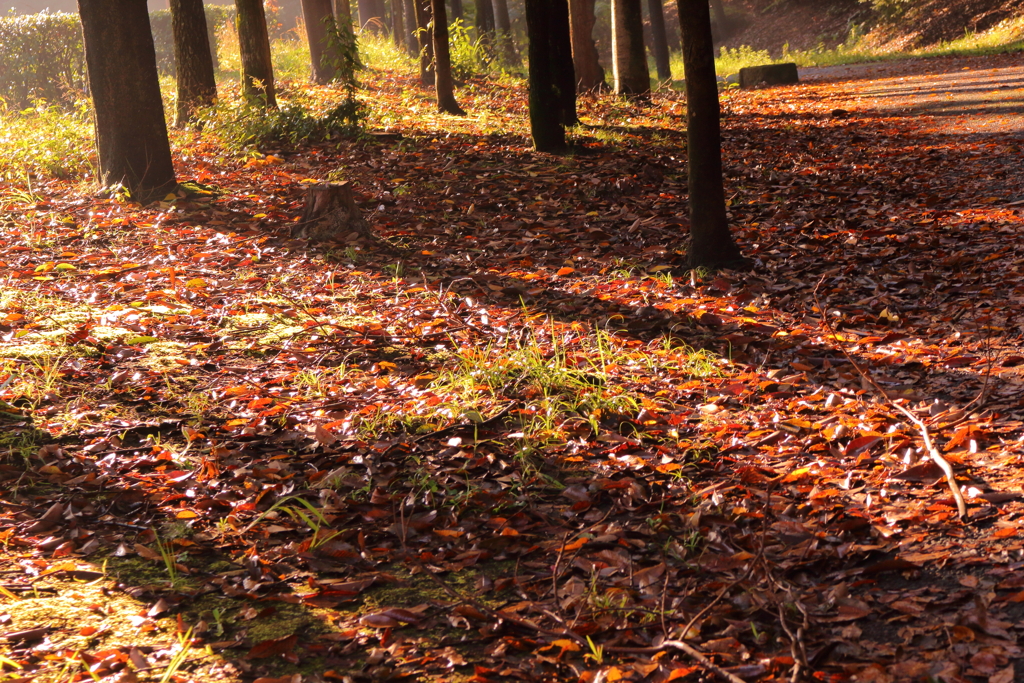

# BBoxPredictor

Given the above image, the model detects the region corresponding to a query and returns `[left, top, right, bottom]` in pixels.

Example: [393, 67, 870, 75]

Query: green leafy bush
[199, 98, 365, 151]
[859, 0, 913, 21]
[447, 19, 492, 81]
[0, 10, 86, 108]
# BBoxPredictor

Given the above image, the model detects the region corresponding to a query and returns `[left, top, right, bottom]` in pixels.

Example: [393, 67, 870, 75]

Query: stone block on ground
[739, 63, 799, 89]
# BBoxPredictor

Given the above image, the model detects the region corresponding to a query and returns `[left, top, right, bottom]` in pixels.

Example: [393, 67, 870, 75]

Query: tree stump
[292, 182, 373, 243]
[739, 62, 799, 89]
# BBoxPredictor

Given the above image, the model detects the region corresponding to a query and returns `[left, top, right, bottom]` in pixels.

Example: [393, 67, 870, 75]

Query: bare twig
[606, 641, 747, 683]
[813, 277, 968, 520]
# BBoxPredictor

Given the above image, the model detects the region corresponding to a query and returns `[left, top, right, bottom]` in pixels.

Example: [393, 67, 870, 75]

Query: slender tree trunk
[335, 0, 353, 27]
[492, 0, 518, 64]
[413, 0, 434, 85]
[169, 0, 217, 127]
[78, 0, 176, 197]
[449, 0, 463, 21]
[430, 0, 465, 114]
[392, 0, 406, 48]
[677, 0, 742, 268]
[235, 0, 276, 106]
[551, 0, 576, 126]
[710, 0, 728, 35]
[404, 0, 418, 54]
[474, 0, 494, 39]
[568, 0, 605, 91]
[612, 0, 648, 96]
[646, 0, 671, 81]
[358, 0, 382, 31]
[524, 0, 573, 152]
[301, 0, 340, 83]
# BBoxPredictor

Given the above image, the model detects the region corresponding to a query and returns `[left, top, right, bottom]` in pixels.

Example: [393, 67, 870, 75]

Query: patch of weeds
[0, 97, 95, 183]
[198, 97, 364, 152]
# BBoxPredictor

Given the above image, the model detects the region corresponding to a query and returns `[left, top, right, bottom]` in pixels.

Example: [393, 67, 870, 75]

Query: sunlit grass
[359, 29, 416, 72]
[0, 98, 94, 185]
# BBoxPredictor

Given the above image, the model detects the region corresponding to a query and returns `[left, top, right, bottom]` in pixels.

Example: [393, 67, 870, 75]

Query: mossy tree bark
[78, 0, 176, 198]
[413, 0, 434, 86]
[569, 0, 605, 91]
[301, 0, 340, 84]
[430, 0, 466, 114]
[235, 0, 276, 106]
[611, 0, 649, 96]
[524, 0, 574, 152]
[646, 0, 671, 82]
[169, 0, 217, 127]
[677, 0, 743, 268]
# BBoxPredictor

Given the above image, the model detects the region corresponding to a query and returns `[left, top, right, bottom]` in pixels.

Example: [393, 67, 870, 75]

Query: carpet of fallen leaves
[2, 53, 1024, 683]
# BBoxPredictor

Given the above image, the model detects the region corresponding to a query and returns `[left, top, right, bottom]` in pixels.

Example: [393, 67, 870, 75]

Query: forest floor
[3, 52, 1024, 683]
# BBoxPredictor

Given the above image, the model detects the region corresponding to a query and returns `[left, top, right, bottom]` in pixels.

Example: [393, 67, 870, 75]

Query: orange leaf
[247, 634, 298, 659]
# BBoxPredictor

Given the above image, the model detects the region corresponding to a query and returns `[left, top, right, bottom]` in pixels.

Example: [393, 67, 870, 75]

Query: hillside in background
[718, 0, 1024, 55]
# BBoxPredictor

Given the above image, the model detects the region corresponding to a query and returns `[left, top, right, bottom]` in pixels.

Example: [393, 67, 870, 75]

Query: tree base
[292, 182, 373, 243]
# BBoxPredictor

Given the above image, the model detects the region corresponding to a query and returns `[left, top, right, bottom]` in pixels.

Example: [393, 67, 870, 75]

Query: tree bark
[169, 0, 217, 127]
[646, 0, 671, 82]
[293, 182, 372, 243]
[677, 0, 742, 268]
[612, 0, 648, 96]
[413, 0, 434, 86]
[335, 0, 353, 28]
[524, 0, 574, 152]
[430, 0, 465, 114]
[392, 0, 406, 48]
[358, 0, 383, 31]
[710, 0, 728, 35]
[568, 0, 605, 91]
[301, 0, 340, 84]
[78, 0, 176, 197]
[235, 0, 276, 106]
[492, 0, 518, 65]
[551, 0, 577, 126]
[474, 0, 494, 39]
[404, 0, 418, 54]
[449, 0, 463, 21]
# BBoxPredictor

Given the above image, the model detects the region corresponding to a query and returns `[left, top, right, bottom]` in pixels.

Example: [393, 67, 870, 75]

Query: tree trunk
[612, 0, 648, 96]
[430, 0, 465, 114]
[301, 0, 339, 84]
[568, 0, 604, 91]
[710, 0, 727, 35]
[413, 0, 434, 85]
[524, 0, 573, 152]
[335, 0, 353, 28]
[169, 0, 217, 127]
[449, 0, 463, 21]
[358, 0, 382, 31]
[78, 0, 176, 198]
[474, 0, 494, 39]
[646, 0, 671, 82]
[551, 0, 577, 126]
[404, 0, 418, 54]
[492, 0, 518, 64]
[392, 0, 406, 48]
[235, 0, 276, 106]
[293, 182, 372, 243]
[677, 0, 742, 268]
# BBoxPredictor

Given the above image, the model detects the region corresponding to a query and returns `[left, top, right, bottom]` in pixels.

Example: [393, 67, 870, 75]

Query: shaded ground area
[2, 55, 1024, 683]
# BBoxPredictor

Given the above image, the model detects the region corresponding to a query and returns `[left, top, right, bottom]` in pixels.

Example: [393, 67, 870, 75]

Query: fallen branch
[813, 278, 968, 520]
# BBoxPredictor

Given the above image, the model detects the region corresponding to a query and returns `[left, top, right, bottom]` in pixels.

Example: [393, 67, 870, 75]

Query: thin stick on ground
[813, 277, 968, 520]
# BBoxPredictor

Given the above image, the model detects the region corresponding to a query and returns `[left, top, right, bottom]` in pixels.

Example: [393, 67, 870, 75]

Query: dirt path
[801, 52, 1024, 137]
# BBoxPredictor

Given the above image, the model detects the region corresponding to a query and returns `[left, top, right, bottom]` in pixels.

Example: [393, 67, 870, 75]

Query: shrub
[0, 98, 95, 183]
[0, 10, 86, 109]
[198, 97, 365, 151]
[448, 18, 493, 81]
